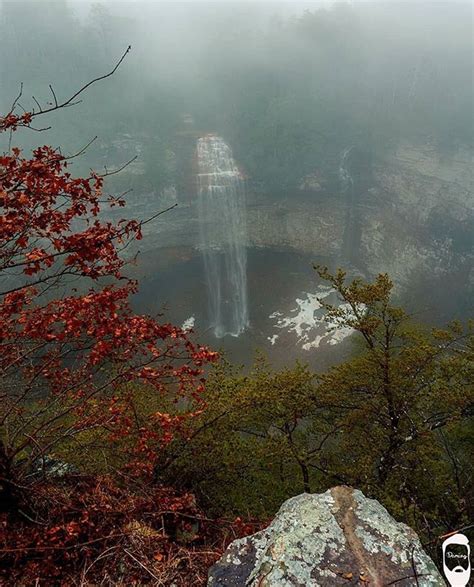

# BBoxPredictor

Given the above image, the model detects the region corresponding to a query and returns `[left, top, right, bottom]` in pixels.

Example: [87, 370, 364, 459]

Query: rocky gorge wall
[361, 145, 473, 285]
[108, 136, 473, 293]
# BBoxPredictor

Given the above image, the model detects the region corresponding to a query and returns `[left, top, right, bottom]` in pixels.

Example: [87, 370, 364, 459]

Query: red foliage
[0, 59, 229, 585]
[0, 105, 217, 500]
[0, 111, 33, 132]
[0, 475, 262, 585]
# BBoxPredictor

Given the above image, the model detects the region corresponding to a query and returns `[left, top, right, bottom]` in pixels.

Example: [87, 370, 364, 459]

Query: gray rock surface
[118, 143, 472, 290]
[208, 486, 445, 586]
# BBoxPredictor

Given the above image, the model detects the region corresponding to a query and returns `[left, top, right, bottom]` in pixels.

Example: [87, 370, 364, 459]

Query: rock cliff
[103, 134, 473, 327]
[116, 142, 472, 289]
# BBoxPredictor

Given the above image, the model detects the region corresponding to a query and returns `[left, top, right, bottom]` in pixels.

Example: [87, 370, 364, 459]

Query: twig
[49, 84, 58, 108]
[80, 545, 120, 585]
[57, 45, 131, 112]
[65, 135, 98, 160]
[9, 82, 23, 114]
[438, 524, 474, 540]
[100, 155, 137, 178]
[384, 571, 430, 586]
[140, 203, 178, 226]
[423, 524, 474, 546]
[411, 545, 420, 587]
[32, 95, 42, 113]
[10, 46, 131, 124]
[123, 548, 160, 581]
[0, 533, 127, 553]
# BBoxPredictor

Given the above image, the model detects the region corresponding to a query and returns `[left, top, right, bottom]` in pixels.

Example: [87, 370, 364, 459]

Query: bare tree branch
[8, 45, 131, 125]
[48, 84, 58, 108]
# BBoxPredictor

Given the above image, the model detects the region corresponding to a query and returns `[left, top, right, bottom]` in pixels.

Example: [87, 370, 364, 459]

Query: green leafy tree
[314, 266, 473, 538]
[157, 268, 472, 543]
[155, 357, 340, 516]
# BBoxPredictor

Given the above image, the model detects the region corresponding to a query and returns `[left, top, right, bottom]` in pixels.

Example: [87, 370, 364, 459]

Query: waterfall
[196, 135, 249, 338]
[339, 146, 358, 263]
[339, 145, 355, 194]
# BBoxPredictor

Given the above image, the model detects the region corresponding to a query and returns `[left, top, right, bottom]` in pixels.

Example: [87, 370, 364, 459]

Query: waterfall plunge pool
[131, 247, 355, 370]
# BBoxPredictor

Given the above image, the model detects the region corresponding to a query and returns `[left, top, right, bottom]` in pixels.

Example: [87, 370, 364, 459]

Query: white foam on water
[181, 316, 195, 332]
[268, 285, 354, 350]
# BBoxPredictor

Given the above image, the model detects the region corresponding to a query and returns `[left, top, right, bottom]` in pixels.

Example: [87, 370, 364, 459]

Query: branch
[10, 46, 131, 125]
[64, 135, 98, 160]
[49, 84, 58, 108]
[0, 202, 178, 286]
[99, 155, 137, 177]
[140, 203, 178, 227]
[32, 95, 42, 112]
[9, 83, 23, 115]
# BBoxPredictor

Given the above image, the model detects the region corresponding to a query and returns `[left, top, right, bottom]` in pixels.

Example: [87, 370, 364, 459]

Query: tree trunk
[300, 460, 311, 493]
[0, 439, 19, 513]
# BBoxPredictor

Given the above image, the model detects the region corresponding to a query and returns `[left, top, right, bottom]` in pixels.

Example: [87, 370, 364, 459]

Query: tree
[0, 52, 216, 512]
[158, 268, 472, 544]
[155, 356, 344, 516]
[314, 266, 473, 537]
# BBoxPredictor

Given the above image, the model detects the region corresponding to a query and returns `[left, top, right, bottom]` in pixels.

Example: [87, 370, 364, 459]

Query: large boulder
[208, 486, 445, 586]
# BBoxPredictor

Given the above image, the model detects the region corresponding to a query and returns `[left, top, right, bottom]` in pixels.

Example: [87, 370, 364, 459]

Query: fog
[1, 0, 472, 364]
[1, 1, 471, 161]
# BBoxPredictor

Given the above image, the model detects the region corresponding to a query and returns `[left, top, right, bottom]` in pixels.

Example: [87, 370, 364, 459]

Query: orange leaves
[0, 141, 135, 281]
[25, 248, 48, 262]
[0, 475, 231, 585]
[1, 106, 218, 492]
[1, 277, 216, 476]
[15, 235, 28, 248]
[17, 192, 29, 206]
[230, 516, 261, 538]
[0, 111, 32, 132]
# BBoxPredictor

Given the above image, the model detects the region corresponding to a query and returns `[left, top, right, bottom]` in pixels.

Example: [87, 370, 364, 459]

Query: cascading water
[196, 135, 249, 338]
[339, 146, 355, 195]
[339, 146, 358, 263]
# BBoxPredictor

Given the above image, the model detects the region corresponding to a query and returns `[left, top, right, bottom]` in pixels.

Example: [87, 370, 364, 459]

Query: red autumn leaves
[0, 110, 217, 481]
[0, 144, 132, 280]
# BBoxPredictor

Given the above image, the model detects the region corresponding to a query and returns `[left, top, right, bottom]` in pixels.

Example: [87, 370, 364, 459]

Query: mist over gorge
[0, 0, 472, 366]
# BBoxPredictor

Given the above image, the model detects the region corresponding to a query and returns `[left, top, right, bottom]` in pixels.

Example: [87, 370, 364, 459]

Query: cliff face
[131, 143, 472, 289]
[208, 486, 445, 586]
[361, 145, 473, 285]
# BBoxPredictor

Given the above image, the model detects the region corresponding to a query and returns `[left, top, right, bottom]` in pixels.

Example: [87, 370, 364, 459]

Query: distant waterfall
[339, 146, 354, 194]
[339, 146, 358, 263]
[196, 135, 249, 338]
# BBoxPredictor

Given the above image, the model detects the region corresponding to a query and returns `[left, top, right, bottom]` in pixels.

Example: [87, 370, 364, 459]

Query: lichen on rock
[208, 486, 445, 586]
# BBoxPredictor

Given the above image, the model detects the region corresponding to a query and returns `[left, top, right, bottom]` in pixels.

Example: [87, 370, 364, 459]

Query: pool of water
[131, 247, 355, 370]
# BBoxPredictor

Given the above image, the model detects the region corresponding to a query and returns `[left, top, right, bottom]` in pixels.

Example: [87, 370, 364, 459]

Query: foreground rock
[208, 486, 445, 586]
